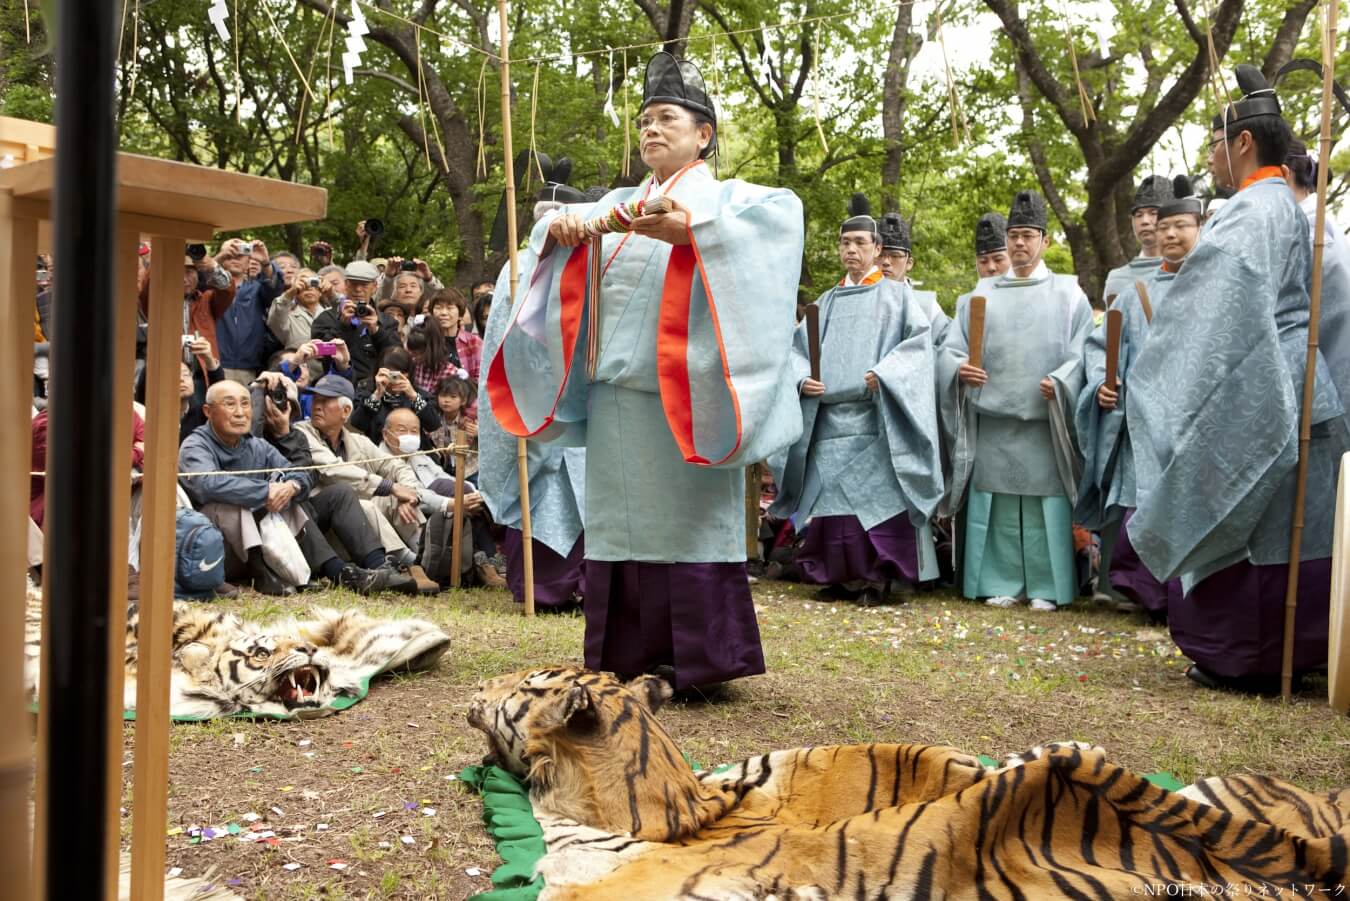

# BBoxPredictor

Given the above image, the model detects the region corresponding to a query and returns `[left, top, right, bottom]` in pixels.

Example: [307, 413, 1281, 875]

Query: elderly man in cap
[179, 380, 417, 595]
[940, 190, 1093, 612]
[295, 374, 439, 593]
[310, 260, 403, 384]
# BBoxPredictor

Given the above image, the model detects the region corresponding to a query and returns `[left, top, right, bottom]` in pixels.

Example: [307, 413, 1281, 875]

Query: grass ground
[128, 581, 1350, 900]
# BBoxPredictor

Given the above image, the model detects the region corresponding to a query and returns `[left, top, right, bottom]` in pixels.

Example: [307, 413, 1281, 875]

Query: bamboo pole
[1282, 0, 1339, 702]
[129, 236, 188, 901]
[498, 0, 535, 615]
[450, 430, 466, 588]
[745, 464, 760, 561]
[0, 189, 37, 901]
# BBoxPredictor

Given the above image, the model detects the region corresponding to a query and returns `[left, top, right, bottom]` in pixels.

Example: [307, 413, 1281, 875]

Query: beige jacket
[294, 422, 421, 497]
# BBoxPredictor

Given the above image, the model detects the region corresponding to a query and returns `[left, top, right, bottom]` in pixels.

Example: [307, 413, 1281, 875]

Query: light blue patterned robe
[1103, 255, 1162, 304]
[485, 162, 804, 563]
[770, 278, 944, 536]
[937, 268, 1095, 513]
[1073, 266, 1172, 530]
[1127, 178, 1348, 586]
[477, 262, 585, 558]
[909, 286, 951, 346]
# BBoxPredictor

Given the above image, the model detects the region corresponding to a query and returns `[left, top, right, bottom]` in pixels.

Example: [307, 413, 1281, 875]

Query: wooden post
[498, 0, 535, 615]
[0, 188, 37, 901]
[129, 237, 187, 901]
[1282, 0, 1339, 702]
[967, 296, 987, 369]
[451, 429, 467, 588]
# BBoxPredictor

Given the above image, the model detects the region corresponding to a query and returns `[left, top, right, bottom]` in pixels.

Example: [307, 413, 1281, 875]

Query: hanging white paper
[207, 0, 230, 42]
[343, 0, 370, 86]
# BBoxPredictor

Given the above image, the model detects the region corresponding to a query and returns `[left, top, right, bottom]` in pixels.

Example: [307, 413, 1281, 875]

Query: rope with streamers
[127, 0, 142, 105]
[260, 0, 317, 104]
[325, 0, 336, 146]
[810, 29, 830, 156]
[234, 0, 243, 124]
[1061, 6, 1097, 125]
[710, 34, 728, 170]
[527, 61, 542, 190]
[23, 0, 30, 42]
[417, 27, 432, 169]
[296, 4, 336, 146]
[935, 7, 968, 147]
[1201, 0, 1232, 112]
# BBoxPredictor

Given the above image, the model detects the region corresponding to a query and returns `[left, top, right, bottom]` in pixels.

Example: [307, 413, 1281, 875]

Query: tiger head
[176, 621, 335, 716]
[468, 666, 733, 840]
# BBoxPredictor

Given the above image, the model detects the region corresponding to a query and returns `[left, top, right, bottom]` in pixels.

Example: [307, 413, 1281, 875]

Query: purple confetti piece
[403, 802, 418, 811]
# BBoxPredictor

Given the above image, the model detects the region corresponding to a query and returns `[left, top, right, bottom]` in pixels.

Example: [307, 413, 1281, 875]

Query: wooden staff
[450, 429, 466, 588]
[1104, 309, 1123, 393]
[967, 295, 987, 369]
[1134, 280, 1153, 324]
[498, 0, 535, 615]
[805, 304, 821, 380]
[1283, 0, 1339, 702]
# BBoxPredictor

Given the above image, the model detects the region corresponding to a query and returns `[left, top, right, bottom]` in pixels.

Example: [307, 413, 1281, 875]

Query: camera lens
[400, 260, 418, 272]
[354, 302, 371, 317]
[365, 218, 385, 237]
[307, 277, 321, 288]
[186, 243, 206, 261]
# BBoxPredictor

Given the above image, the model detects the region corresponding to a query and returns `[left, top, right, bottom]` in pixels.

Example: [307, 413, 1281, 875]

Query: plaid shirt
[411, 330, 484, 393]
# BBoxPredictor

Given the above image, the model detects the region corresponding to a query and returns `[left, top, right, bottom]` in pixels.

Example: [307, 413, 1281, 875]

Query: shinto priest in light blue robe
[477, 218, 586, 609]
[486, 53, 804, 688]
[1074, 176, 1200, 617]
[771, 247, 945, 596]
[937, 191, 1093, 607]
[1125, 67, 1347, 681]
[1101, 175, 1173, 304]
[878, 211, 951, 346]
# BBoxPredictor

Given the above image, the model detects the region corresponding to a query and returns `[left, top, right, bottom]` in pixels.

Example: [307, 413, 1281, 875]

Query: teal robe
[486, 161, 804, 563]
[1103, 255, 1162, 304]
[1074, 266, 1173, 530]
[477, 262, 584, 558]
[770, 276, 944, 540]
[1127, 178, 1347, 587]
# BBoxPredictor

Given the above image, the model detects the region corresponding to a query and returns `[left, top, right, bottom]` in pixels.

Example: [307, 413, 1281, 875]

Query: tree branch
[981, 0, 1087, 141]
[356, 68, 420, 96]
[701, 3, 774, 108]
[1262, 0, 1319, 80]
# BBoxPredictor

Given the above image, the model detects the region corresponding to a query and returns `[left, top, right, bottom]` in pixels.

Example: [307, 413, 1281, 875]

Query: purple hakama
[1169, 557, 1332, 679]
[1112, 510, 1181, 616]
[583, 561, 765, 689]
[797, 513, 920, 586]
[500, 528, 584, 610]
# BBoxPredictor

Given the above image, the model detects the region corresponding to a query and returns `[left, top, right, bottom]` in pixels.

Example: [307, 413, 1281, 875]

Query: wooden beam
[0, 188, 36, 900]
[129, 234, 185, 901]
[9, 197, 217, 242]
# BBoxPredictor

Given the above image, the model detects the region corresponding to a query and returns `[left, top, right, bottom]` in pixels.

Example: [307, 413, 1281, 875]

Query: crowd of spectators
[28, 224, 504, 600]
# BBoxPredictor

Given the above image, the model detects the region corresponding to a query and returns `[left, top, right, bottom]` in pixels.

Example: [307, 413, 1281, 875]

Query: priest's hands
[1039, 378, 1055, 401]
[800, 378, 825, 397]
[547, 214, 588, 249]
[958, 363, 987, 387]
[1097, 384, 1118, 410]
[864, 372, 879, 393]
[631, 198, 692, 246]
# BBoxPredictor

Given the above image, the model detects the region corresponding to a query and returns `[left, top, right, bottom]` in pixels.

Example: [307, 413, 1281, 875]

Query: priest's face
[1131, 207, 1158, 252]
[1006, 227, 1049, 273]
[976, 250, 1011, 279]
[879, 249, 913, 281]
[1157, 214, 1200, 263]
[839, 232, 879, 278]
[638, 103, 712, 179]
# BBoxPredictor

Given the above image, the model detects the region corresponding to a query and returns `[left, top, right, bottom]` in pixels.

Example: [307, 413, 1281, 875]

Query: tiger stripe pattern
[469, 666, 1350, 900]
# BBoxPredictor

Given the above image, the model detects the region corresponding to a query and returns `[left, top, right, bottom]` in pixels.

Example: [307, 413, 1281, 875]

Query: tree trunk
[880, 1, 921, 212]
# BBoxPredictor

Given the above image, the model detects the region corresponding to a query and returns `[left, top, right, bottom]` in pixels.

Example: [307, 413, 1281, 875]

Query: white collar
[1009, 261, 1049, 281]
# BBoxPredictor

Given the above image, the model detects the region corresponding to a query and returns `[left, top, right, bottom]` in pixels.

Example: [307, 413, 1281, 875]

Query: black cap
[1158, 174, 1203, 220]
[305, 374, 355, 401]
[840, 193, 878, 237]
[974, 212, 1007, 255]
[1132, 174, 1174, 212]
[642, 52, 716, 122]
[1211, 64, 1282, 131]
[1007, 190, 1048, 232]
[879, 212, 911, 252]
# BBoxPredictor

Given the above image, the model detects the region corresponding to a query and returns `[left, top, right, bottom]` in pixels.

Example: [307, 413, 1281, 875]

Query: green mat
[460, 755, 1186, 900]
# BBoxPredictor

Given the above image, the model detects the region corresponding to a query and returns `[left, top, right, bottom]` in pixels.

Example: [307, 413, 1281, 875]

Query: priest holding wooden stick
[486, 52, 805, 697]
[1126, 66, 1348, 694]
[1075, 175, 1199, 620]
[938, 190, 1094, 612]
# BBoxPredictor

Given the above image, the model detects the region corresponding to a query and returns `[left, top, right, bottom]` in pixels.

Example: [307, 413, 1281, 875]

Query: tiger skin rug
[24, 585, 451, 720]
[468, 666, 1350, 900]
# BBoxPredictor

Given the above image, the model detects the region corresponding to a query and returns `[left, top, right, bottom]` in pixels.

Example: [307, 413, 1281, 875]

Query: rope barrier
[30, 441, 477, 480]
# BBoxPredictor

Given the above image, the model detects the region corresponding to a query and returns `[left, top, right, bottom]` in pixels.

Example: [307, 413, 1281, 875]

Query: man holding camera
[217, 238, 282, 384]
[309, 261, 403, 383]
[377, 256, 443, 311]
[138, 247, 235, 364]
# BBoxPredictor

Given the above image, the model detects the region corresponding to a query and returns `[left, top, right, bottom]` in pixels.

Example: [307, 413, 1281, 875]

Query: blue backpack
[175, 507, 226, 600]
